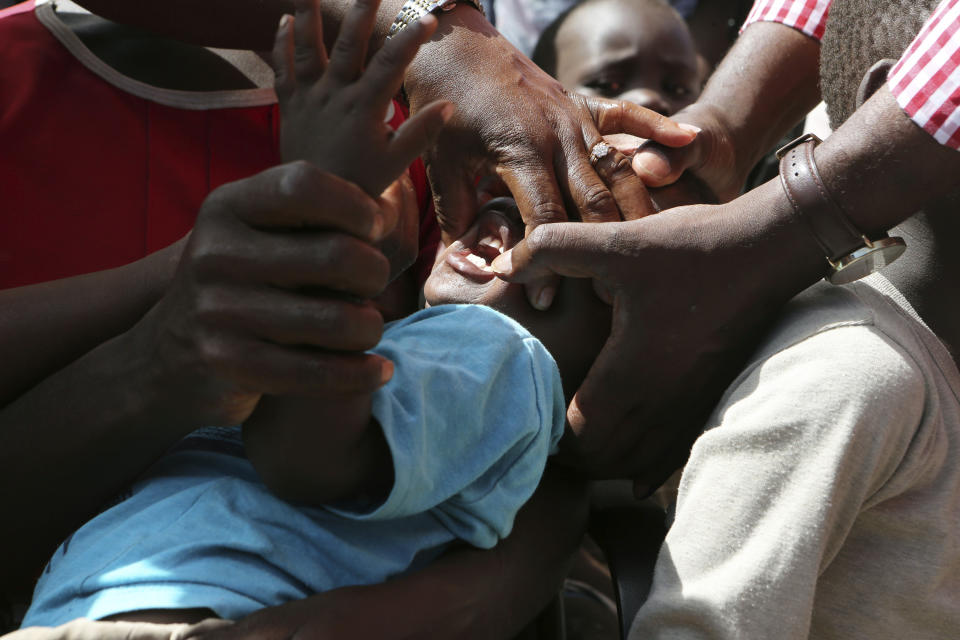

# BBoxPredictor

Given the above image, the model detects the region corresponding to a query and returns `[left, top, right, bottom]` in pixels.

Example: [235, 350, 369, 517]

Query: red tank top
[0, 0, 437, 289]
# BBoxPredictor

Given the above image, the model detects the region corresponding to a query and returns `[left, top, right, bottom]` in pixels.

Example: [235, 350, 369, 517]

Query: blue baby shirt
[23, 305, 565, 625]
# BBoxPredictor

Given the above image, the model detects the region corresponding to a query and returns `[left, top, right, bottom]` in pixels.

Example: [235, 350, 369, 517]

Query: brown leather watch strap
[777, 134, 869, 263]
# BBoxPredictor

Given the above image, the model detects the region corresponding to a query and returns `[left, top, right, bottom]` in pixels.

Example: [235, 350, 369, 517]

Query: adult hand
[631, 102, 744, 203]
[630, 21, 822, 203]
[403, 7, 698, 244]
[490, 180, 826, 487]
[128, 162, 397, 429]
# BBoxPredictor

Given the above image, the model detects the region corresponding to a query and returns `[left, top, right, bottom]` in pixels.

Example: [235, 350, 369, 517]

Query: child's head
[423, 198, 611, 398]
[532, 0, 701, 115]
[820, 0, 937, 128]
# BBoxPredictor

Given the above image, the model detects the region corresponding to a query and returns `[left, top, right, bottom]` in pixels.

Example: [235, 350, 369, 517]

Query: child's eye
[584, 78, 624, 95]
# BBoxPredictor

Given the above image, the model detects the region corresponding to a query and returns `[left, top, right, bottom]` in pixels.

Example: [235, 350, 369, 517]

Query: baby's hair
[820, 0, 938, 128]
[531, 0, 674, 76]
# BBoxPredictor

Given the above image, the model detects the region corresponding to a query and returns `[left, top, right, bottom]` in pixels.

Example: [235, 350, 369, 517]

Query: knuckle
[608, 153, 635, 178]
[525, 223, 561, 255]
[581, 183, 617, 216]
[527, 200, 567, 226]
[278, 160, 319, 199]
[188, 242, 230, 280]
[199, 183, 235, 219]
[196, 333, 230, 371]
[331, 32, 360, 59]
[321, 301, 383, 349]
[293, 45, 317, 70]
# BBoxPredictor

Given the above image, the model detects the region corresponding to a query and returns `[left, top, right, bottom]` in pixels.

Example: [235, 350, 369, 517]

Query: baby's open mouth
[445, 198, 523, 281]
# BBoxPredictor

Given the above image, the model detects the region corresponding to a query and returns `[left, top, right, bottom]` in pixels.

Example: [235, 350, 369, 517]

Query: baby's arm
[243, 0, 449, 504]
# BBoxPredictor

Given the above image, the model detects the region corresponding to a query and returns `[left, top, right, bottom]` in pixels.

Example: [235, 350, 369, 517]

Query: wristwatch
[387, 0, 485, 39]
[777, 133, 906, 285]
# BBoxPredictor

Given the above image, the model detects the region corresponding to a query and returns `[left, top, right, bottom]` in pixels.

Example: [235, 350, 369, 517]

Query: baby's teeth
[483, 237, 502, 251]
[465, 252, 492, 271]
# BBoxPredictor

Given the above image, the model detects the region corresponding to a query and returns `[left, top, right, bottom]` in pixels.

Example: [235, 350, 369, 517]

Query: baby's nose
[619, 88, 669, 115]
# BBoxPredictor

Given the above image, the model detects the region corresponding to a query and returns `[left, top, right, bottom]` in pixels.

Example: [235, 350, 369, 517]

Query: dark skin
[3, 3, 588, 636]
[493, 19, 960, 490]
[189, 468, 589, 640]
[69, 0, 699, 308]
[552, 0, 701, 116]
[243, 0, 444, 504]
[0, 0, 448, 595]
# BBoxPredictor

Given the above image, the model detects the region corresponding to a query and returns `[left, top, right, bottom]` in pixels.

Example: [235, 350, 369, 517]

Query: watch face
[827, 238, 907, 285]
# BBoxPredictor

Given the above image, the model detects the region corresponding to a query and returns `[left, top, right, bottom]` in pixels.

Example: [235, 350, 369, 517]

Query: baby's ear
[856, 58, 897, 109]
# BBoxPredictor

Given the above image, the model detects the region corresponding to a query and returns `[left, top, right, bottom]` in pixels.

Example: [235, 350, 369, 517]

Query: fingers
[272, 14, 296, 103]
[198, 286, 386, 351]
[426, 154, 482, 245]
[632, 139, 701, 187]
[360, 14, 439, 107]
[584, 95, 699, 148]
[580, 136, 655, 221]
[491, 221, 618, 283]
[209, 162, 388, 242]
[193, 229, 391, 298]
[326, 0, 382, 85]
[223, 340, 394, 396]
[498, 162, 569, 230]
[292, 0, 328, 84]
[385, 100, 455, 186]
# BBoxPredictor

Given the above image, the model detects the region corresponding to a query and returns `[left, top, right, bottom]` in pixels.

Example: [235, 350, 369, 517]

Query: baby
[15, 1, 609, 633]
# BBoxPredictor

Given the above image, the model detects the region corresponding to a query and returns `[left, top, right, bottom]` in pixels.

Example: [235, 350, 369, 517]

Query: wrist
[722, 177, 828, 301]
[403, 2, 495, 109]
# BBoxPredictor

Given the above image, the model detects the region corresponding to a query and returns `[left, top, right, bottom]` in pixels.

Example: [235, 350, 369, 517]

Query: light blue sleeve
[327, 304, 566, 549]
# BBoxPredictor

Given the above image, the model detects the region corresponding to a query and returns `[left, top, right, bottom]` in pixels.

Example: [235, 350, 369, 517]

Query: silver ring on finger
[589, 141, 613, 167]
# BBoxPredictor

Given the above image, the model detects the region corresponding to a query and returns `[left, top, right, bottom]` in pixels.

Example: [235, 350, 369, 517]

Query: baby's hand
[274, 0, 454, 197]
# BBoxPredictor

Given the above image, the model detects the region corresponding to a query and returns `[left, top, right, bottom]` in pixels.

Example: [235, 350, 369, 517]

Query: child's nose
[619, 88, 669, 115]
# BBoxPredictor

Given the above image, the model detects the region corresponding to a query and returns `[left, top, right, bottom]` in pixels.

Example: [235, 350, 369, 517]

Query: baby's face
[554, 0, 701, 115]
[423, 199, 611, 397]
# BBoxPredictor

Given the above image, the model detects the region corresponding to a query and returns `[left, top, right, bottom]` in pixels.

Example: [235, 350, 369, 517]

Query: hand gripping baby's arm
[243, 0, 451, 505]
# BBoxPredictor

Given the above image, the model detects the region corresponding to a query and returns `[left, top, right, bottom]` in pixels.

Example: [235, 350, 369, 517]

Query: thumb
[388, 100, 455, 175]
[491, 222, 617, 283]
[631, 140, 700, 187]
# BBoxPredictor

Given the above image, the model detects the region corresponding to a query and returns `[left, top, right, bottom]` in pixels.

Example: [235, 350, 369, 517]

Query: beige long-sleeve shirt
[631, 275, 960, 639]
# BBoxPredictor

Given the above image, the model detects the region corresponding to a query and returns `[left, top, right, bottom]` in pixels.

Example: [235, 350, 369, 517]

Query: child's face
[553, 0, 701, 115]
[423, 199, 611, 398]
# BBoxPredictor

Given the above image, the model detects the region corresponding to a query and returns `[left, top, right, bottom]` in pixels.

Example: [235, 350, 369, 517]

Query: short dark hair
[820, 0, 937, 128]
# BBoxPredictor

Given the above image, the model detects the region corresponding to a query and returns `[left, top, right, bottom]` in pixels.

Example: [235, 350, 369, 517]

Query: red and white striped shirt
[743, 0, 960, 150]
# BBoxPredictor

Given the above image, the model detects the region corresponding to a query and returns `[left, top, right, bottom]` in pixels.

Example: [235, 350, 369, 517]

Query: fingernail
[440, 102, 456, 123]
[632, 147, 670, 180]
[370, 214, 385, 242]
[279, 14, 292, 28]
[491, 250, 513, 275]
[532, 285, 556, 311]
[380, 359, 395, 385]
[677, 123, 701, 134]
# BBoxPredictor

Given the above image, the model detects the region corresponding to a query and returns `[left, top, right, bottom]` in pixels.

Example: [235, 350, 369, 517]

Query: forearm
[817, 85, 960, 234]
[243, 394, 392, 505]
[686, 21, 822, 183]
[219, 467, 589, 640]
[0, 329, 195, 593]
[372, 468, 588, 639]
[0, 240, 181, 408]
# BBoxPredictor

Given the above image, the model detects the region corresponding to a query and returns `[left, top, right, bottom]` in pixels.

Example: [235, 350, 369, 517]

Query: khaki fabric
[3, 618, 232, 640]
